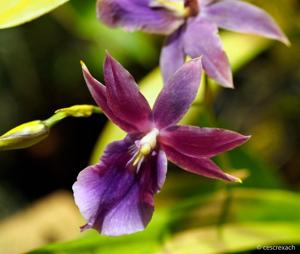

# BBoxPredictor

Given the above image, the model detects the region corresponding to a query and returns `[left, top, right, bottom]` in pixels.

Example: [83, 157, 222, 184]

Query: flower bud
[55, 105, 99, 118]
[0, 120, 49, 150]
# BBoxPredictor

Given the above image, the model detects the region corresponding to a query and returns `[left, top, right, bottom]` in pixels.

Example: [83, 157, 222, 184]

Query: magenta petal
[183, 18, 233, 88]
[81, 63, 138, 132]
[97, 0, 183, 35]
[202, 0, 289, 45]
[104, 54, 153, 132]
[160, 125, 250, 158]
[153, 58, 202, 129]
[160, 27, 186, 84]
[73, 136, 164, 236]
[162, 144, 240, 182]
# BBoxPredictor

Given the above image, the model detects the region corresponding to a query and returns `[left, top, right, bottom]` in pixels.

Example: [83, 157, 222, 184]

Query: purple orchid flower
[97, 0, 289, 87]
[72, 53, 250, 236]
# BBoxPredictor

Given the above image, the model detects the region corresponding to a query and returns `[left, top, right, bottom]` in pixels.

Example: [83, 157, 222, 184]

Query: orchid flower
[97, 0, 289, 87]
[73, 54, 250, 236]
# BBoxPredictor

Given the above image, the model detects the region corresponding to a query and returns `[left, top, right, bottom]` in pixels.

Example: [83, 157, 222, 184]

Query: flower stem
[43, 112, 67, 128]
[44, 105, 102, 128]
[202, 74, 235, 237]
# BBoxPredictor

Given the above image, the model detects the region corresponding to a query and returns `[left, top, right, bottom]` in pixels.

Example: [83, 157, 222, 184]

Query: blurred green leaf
[164, 188, 300, 253]
[29, 234, 161, 254]
[29, 209, 169, 254]
[163, 222, 300, 254]
[224, 148, 283, 189]
[169, 188, 300, 230]
[30, 188, 300, 254]
[0, 0, 69, 29]
[52, 2, 157, 67]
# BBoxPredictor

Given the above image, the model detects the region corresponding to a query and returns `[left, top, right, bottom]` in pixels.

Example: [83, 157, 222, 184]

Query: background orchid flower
[97, 0, 289, 87]
[73, 53, 250, 236]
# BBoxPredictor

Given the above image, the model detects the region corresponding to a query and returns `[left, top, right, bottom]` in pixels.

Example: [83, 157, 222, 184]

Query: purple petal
[81, 62, 138, 132]
[183, 18, 233, 88]
[73, 136, 165, 236]
[104, 54, 153, 133]
[162, 143, 240, 182]
[97, 0, 183, 34]
[153, 58, 202, 129]
[202, 0, 289, 45]
[160, 27, 186, 84]
[160, 125, 250, 158]
[156, 149, 168, 192]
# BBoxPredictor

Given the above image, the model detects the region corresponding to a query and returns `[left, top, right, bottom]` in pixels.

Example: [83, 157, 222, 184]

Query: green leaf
[0, 0, 69, 29]
[163, 188, 300, 254]
[162, 222, 300, 254]
[224, 148, 284, 189]
[51, 2, 157, 68]
[30, 189, 300, 254]
[29, 210, 169, 254]
[168, 188, 300, 231]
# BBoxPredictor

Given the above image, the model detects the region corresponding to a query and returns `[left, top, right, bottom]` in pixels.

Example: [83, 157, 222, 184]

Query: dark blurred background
[0, 0, 300, 252]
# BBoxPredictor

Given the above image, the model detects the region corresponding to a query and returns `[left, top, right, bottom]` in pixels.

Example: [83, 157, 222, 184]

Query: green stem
[203, 75, 232, 169]
[217, 185, 233, 237]
[202, 75, 234, 237]
[92, 106, 102, 114]
[43, 112, 67, 128]
[44, 105, 102, 128]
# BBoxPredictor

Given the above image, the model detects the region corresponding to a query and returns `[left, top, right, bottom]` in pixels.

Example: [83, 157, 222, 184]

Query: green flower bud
[0, 120, 49, 150]
[0, 105, 101, 151]
[55, 105, 100, 118]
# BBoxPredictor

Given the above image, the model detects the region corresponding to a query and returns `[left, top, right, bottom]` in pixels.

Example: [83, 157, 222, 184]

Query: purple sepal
[202, 0, 290, 45]
[160, 27, 186, 84]
[184, 18, 233, 88]
[153, 58, 202, 129]
[160, 125, 250, 157]
[104, 53, 153, 133]
[81, 63, 138, 133]
[162, 143, 240, 182]
[97, 0, 183, 34]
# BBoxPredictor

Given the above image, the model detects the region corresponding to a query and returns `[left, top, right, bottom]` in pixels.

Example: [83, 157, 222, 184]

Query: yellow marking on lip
[151, 0, 189, 17]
